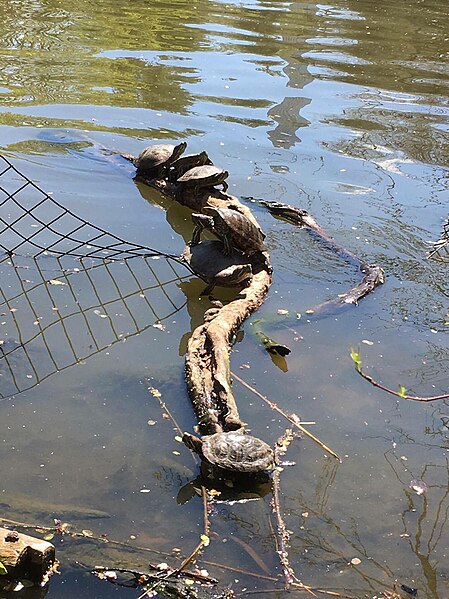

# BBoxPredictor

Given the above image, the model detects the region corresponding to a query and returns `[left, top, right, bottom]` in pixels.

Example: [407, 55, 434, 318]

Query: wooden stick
[270, 431, 317, 596]
[256, 200, 384, 315]
[232, 371, 342, 462]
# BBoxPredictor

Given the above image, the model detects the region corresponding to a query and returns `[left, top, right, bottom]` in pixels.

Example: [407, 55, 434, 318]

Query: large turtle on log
[176, 165, 229, 196]
[182, 240, 253, 295]
[191, 206, 266, 258]
[168, 151, 213, 182]
[182, 429, 274, 474]
[133, 142, 187, 178]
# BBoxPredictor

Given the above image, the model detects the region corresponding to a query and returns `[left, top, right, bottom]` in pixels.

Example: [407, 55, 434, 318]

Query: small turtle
[183, 429, 274, 473]
[134, 142, 187, 178]
[176, 165, 229, 196]
[191, 206, 266, 257]
[168, 151, 213, 182]
[182, 240, 252, 295]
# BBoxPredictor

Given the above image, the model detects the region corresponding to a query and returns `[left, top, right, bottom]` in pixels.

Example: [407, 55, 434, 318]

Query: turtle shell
[182, 240, 252, 287]
[205, 207, 266, 256]
[202, 431, 274, 473]
[135, 142, 186, 174]
[169, 151, 213, 181]
[177, 165, 228, 187]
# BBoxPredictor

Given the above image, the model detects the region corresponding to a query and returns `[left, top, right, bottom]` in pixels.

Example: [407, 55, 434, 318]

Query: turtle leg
[222, 233, 233, 256]
[221, 181, 229, 193]
[191, 222, 204, 246]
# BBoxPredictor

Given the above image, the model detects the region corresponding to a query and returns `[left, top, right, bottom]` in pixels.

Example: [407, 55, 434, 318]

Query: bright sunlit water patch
[0, 0, 448, 596]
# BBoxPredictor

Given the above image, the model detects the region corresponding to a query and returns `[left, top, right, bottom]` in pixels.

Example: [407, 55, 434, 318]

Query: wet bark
[138, 175, 272, 435]
[0, 527, 55, 584]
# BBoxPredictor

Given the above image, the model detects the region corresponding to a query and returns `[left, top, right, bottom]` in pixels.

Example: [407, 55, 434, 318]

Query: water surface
[0, 0, 448, 597]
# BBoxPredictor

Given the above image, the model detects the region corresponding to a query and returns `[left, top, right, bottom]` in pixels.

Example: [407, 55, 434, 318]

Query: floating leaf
[148, 387, 161, 398]
[200, 534, 210, 546]
[43, 533, 55, 541]
[398, 385, 407, 398]
[277, 309, 289, 315]
[350, 347, 362, 368]
[350, 557, 361, 565]
[82, 529, 93, 537]
[401, 584, 418, 596]
[48, 279, 67, 286]
[361, 339, 374, 346]
[174, 436, 183, 443]
[255, 331, 291, 357]
[0, 562, 7, 576]
[208, 489, 221, 497]
[409, 479, 428, 496]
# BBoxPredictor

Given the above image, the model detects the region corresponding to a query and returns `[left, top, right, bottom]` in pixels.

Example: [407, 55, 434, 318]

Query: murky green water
[0, 0, 448, 597]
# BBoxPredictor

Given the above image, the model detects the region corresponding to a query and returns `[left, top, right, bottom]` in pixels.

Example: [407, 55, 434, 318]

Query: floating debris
[409, 479, 428, 496]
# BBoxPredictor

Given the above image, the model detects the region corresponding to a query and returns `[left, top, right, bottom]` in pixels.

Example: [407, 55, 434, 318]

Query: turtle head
[182, 432, 204, 456]
[172, 141, 187, 161]
[192, 213, 214, 230]
[199, 151, 214, 166]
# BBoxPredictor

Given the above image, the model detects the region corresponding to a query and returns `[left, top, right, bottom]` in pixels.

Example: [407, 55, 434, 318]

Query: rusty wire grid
[428, 217, 449, 262]
[0, 153, 182, 261]
[0, 154, 191, 399]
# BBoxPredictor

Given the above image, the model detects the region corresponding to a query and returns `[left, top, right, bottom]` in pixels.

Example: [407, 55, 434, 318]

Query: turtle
[182, 240, 253, 295]
[182, 429, 274, 474]
[176, 165, 229, 196]
[191, 206, 266, 257]
[133, 142, 187, 178]
[168, 151, 213, 182]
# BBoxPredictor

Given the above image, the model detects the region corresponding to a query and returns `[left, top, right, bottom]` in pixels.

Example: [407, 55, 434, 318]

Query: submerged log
[138, 174, 272, 435]
[0, 527, 56, 584]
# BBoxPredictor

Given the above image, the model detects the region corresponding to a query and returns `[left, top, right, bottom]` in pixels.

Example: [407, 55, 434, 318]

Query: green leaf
[350, 347, 362, 369]
[0, 562, 8, 576]
[43, 533, 55, 541]
[398, 385, 407, 398]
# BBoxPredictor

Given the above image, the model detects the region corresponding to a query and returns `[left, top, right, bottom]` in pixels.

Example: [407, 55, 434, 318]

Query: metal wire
[0, 153, 182, 262]
[0, 154, 193, 400]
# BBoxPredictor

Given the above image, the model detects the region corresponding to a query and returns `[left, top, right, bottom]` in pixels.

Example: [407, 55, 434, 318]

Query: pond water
[0, 0, 448, 597]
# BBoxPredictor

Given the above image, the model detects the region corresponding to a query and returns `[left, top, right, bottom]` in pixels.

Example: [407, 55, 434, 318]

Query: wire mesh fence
[0, 153, 179, 261]
[428, 218, 449, 261]
[0, 154, 190, 399]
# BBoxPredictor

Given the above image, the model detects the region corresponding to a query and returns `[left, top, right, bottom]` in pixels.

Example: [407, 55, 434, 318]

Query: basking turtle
[176, 165, 229, 196]
[191, 206, 266, 257]
[182, 240, 252, 295]
[134, 142, 187, 178]
[168, 151, 213, 182]
[182, 429, 274, 474]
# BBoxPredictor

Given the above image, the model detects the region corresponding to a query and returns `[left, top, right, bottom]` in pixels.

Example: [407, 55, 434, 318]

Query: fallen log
[138, 174, 272, 435]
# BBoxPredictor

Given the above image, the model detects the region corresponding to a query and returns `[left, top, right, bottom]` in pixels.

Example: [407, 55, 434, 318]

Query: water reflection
[0, 0, 449, 596]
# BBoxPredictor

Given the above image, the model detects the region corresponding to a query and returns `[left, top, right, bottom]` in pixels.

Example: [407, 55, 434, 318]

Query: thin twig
[351, 352, 449, 403]
[176, 486, 211, 572]
[232, 371, 342, 462]
[148, 385, 185, 438]
[271, 429, 317, 597]
[137, 486, 212, 599]
[93, 565, 217, 585]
